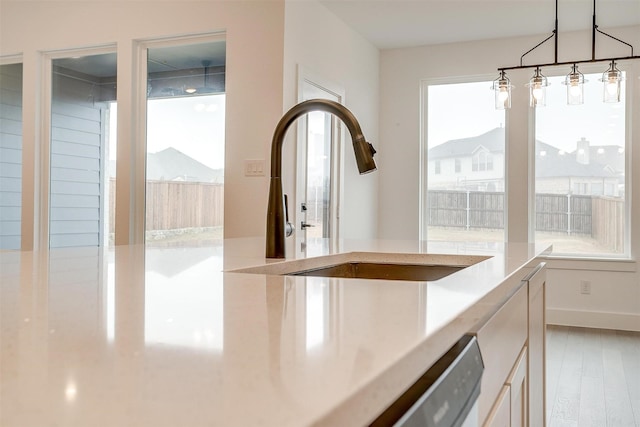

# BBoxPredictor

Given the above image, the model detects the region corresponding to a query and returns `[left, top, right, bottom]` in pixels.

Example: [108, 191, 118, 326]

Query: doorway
[296, 73, 344, 254]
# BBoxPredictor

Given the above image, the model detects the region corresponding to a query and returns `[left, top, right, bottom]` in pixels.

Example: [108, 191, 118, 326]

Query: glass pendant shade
[492, 71, 513, 109]
[562, 65, 587, 105]
[600, 61, 623, 103]
[526, 67, 549, 107]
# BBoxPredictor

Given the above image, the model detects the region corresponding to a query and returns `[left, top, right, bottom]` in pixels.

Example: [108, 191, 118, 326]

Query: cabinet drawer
[473, 284, 528, 424]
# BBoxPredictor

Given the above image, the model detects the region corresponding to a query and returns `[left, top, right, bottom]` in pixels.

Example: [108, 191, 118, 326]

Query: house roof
[584, 145, 624, 173]
[147, 147, 224, 183]
[536, 141, 620, 178]
[429, 127, 619, 179]
[535, 147, 616, 178]
[429, 127, 505, 160]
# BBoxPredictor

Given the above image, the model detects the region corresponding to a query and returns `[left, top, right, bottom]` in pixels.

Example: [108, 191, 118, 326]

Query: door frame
[295, 66, 345, 253]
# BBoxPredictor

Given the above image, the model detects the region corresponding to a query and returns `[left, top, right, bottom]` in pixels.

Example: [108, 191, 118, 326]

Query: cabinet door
[484, 385, 510, 427]
[474, 285, 528, 423]
[527, 263, 546, 427]
[506, 347, 528, 427]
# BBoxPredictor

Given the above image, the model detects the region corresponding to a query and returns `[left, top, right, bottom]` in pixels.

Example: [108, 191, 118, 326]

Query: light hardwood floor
[546, 325, 640, 427]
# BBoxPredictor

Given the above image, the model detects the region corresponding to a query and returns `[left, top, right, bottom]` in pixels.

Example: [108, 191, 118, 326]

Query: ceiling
[319, 0, 640, 49]
[51, 1, 638, 77]
[54, 42, 226, 79]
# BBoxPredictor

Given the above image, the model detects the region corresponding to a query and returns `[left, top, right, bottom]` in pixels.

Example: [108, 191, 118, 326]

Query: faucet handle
[284, 194, 294, 237]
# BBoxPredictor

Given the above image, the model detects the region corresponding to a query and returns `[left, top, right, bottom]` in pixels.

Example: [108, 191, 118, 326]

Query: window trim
[419, 74, 507, 242]
[532, 64, 632, 259]
[420, 66, 634, 261]
[118, 32, 226, 246]
[40, 45, 116, 250]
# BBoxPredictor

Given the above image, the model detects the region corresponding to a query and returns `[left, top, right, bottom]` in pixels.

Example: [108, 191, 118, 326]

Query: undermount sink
[287, 262, 464, 281]
[229, 252, 491, 282]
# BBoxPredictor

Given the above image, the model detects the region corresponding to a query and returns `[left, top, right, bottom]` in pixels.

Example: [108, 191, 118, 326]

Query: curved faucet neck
[266, 99, 376, 259]
[269, 99, 365, 178]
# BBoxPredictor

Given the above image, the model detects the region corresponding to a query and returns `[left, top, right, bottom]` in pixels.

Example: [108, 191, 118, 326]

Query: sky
[109, 94, 226, 171]
[427, 72, 626, 153]
[146, 94, 226, 170]
[107, 71, 626, 174]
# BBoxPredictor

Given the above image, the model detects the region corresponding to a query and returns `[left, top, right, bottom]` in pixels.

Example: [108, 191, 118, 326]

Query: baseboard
[547, 308, 640, 332]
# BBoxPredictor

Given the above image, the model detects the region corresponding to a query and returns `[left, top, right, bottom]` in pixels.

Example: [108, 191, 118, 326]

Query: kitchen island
[0, 238, 550, 426]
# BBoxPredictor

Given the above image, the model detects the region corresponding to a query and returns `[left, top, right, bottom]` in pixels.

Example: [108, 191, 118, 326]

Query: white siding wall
[0, 63, 22, 250]
[49, 73, 104, 248]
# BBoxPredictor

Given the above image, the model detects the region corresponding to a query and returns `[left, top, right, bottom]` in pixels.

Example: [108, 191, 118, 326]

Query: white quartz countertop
[0, 238, 550, 427]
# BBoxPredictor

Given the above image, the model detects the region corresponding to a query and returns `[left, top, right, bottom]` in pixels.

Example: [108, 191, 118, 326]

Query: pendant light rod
[555, 0, 559, 63]
[595, 27, 634, 57]
[499, 55, 640, 72]
[518, 31, 556, 68]
[499, 0, 637, 72]
[517, 0, 558, 67]
[592, 0, 596, 59]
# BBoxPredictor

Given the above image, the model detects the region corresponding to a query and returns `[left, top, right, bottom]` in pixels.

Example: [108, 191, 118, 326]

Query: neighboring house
[536, 139, 621, 196]
[428, 127, 506, 192]
[428, 128, 622, 196]
[109, 147, 224, 183]
[147, 147, 224, 183]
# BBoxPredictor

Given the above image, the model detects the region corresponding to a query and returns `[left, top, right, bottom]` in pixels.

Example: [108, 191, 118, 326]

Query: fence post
[566, 193, 571, 235]
[466, 190, 470, 230]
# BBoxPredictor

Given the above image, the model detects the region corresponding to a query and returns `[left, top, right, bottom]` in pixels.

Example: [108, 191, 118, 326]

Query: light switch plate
[244, 159, 265, 177]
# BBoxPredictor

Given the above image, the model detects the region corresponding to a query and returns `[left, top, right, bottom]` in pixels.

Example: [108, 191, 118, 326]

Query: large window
[535, 72, 626, 256]
[424, 80, 506, 242]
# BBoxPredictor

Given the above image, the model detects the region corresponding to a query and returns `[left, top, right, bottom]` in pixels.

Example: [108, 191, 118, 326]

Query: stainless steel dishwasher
[370, 335, 484, 427]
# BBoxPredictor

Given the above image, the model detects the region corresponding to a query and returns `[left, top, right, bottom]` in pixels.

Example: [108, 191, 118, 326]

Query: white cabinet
[474, 284, 528, 424]
[484, 348, 528, 427]
[506, 347, 528, 427]
[474, 262, 547, 427]
[484, 385, 511, 427]
[527, 263, 546, 427]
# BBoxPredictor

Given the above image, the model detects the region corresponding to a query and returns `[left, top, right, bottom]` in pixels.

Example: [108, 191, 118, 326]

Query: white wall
[379, 26, 640, 331]
[0, 0, 285, 246]
[283, 1, 379, 244]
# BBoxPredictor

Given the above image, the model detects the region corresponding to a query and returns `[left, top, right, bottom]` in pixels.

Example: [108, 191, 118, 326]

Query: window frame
[532, 64, 632, 259]
[419, 75, 507, 242]
[40, 45, 117, 250]
[419, 65, 634, 261]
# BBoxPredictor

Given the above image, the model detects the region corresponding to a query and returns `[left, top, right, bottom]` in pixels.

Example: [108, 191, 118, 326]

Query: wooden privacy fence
[427, 190, 623, 248]
[535, 193, 592, 235]
[109, 179, 224, 233]
[592, 196, 624, 252]
[427, 190, 505, 230]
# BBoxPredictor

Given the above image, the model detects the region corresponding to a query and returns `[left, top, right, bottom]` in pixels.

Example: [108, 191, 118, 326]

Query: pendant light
[492, 70, 513, 110]
[493, 0, 638, 109]
[526, 67, 549, 107]
[562, 64, 587, 105]
[600, 60, 624, 103]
